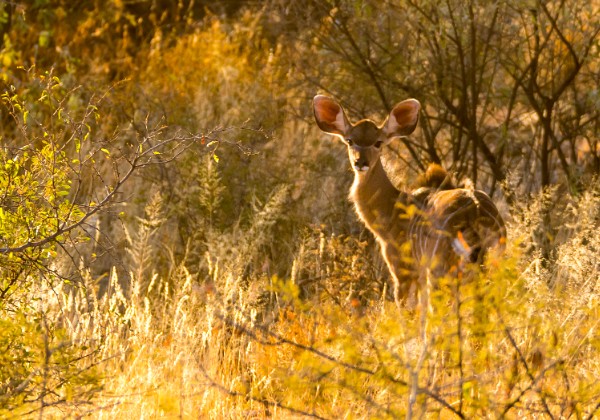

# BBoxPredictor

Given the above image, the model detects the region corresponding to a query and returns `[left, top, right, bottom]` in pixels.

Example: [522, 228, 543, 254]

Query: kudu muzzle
[351, 146, 370, 172]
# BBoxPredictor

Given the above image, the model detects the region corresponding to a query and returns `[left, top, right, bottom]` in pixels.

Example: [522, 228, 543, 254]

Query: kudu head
[313, 95, 421, 177]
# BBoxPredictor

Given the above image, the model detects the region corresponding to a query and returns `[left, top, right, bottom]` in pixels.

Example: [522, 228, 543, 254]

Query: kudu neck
[351, 158, 402, 223]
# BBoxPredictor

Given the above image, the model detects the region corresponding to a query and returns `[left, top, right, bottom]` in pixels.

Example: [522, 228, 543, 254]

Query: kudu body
[313, 95, 506, 306]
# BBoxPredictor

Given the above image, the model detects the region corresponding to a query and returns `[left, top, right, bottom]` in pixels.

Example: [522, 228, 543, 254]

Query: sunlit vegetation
[1, 1, 599, 418]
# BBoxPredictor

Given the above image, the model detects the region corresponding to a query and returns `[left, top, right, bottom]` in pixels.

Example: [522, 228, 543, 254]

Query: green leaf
[38, 30, 51, 48]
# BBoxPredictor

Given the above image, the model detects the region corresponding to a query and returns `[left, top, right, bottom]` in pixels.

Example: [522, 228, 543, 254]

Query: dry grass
[2, 4, 600, 418]
[29, 183, 598, 419]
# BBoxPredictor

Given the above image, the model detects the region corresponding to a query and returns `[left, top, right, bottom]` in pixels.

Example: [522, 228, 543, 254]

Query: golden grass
[40, 223, 599, 419]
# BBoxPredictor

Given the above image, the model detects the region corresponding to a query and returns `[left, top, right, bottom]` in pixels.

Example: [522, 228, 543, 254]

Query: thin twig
[198, 365, 328, 420]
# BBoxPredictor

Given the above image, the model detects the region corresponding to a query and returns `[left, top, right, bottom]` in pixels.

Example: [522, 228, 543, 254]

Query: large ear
[313, 95, 351, 137]
[383, 99, 420, 139]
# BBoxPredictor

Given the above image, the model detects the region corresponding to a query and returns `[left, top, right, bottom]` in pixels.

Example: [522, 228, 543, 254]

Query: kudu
[313, 95, 506, 307]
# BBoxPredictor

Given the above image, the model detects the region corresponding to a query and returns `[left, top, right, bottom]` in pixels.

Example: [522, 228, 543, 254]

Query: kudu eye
[345, 138, 354, 146]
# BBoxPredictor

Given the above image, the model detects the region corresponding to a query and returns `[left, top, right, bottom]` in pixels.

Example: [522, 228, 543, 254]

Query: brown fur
[415, 163, 456, 190]
[313, 95, 506, 307]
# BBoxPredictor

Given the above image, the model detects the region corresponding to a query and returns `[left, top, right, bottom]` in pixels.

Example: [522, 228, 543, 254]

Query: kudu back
[313, 95, 506, 307]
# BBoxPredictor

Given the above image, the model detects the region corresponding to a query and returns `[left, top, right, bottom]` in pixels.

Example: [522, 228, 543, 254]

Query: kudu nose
[353, 157, 369, 172]
[352, 147, 370, 172]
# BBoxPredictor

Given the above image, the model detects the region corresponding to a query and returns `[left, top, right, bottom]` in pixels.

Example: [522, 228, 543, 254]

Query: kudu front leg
[381, 243, 418, 309]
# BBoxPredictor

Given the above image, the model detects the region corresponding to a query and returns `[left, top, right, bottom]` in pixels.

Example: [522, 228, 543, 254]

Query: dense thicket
[1, 1, 599, 417]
